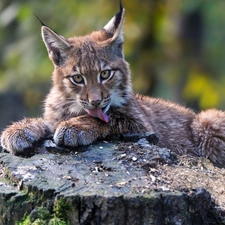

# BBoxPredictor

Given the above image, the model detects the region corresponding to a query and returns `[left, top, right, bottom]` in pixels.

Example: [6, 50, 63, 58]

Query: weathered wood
[0, 139, 224, 224]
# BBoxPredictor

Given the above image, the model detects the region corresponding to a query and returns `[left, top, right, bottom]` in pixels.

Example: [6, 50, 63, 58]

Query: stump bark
[0, 139, 224, 224]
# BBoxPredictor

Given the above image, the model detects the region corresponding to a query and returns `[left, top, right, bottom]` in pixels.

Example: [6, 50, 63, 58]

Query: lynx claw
[0, 118, 51, 154]
[41, 139, 64, 151]
[1, 131, 36, 154]
[53, 123, 95, 148]
[54, 126, 78, 147]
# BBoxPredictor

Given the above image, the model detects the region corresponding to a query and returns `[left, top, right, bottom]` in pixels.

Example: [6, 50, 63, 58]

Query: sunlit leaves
[183, 70, 219, 109]
[1, 0, 225, 116]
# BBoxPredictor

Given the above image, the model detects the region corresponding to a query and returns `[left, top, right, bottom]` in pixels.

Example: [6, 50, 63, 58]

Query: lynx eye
[70, 74, 84, 85]
[100, 70, 111, 81]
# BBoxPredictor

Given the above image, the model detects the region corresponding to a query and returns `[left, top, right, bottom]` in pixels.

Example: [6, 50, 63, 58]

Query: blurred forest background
[0, 0, 225, 132]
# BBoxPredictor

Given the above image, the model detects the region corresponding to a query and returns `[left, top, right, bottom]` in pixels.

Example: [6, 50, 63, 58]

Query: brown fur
[1, 7, 225, 167]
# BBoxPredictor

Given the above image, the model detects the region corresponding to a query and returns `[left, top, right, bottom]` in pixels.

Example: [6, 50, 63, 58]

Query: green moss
[33, 207, 51, 221]
[3, 167, 10, 180]
[16, 207, 51, 225]
[48, 217, 68, 225]
[17, 216, 68, 225]
[16, 215, 31, 225]
[16, 198, 71, 225]
[31, 219, 47, 225]
[53, 198, 71, 223]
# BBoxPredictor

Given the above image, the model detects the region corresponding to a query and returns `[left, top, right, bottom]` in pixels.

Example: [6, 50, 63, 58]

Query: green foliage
[1, 0, 225, 115]
[48, 218, 68, 225]
[17, 215, 31, 225]
[34, 207, 51, 221]
[183, 70, 219, 109]
[31, 219, 47, 225]
[16, 203, 70, 225]
[53, 198, 71, 224]
[17, 216, 68, 225]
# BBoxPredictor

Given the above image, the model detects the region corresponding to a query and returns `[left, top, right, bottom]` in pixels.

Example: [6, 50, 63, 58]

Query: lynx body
[1, 6, 225, 167]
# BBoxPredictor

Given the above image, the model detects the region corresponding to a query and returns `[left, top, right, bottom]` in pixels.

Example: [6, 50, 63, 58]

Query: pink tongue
[86, 108, 109, 123]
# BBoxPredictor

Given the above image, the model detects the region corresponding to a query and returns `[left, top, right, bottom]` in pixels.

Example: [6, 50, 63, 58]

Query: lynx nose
[90, 99, 101, 108]
[88, 90, 102, 107]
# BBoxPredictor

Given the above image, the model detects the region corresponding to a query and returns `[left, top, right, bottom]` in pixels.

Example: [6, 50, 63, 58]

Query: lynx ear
[103, 3, 125, 57]
[41, 26, 71, 66]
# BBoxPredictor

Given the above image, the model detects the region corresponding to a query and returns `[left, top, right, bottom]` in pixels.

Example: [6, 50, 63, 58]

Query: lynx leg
[191, 109, 225, 167]
[0, 118, 51, 154]
[54, 116, 110, 147]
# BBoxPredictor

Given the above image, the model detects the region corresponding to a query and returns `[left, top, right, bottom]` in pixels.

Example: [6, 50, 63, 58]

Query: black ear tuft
[34, 14, 47, 27]
[102, 1, 125, 57]
[35, 14, 60, 35]
[115, 1, 123, 29]
[120, 0, 123, 12]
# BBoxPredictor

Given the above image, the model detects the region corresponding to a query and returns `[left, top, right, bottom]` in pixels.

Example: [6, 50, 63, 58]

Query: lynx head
[41, 5, 132, 123]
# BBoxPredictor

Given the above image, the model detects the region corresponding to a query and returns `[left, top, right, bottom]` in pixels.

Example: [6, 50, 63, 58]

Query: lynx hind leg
[1, 118, 51, 154]
[191, 109, 225, 167]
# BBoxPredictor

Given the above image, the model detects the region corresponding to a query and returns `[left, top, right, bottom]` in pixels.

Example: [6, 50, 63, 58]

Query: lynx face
[42, 8, 132, 123]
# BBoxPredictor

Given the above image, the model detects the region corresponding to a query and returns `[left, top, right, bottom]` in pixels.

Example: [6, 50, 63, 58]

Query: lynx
[1, 4, 225, 167]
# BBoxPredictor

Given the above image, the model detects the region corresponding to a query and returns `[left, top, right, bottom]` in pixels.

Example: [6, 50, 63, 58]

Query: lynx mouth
[86, 107, 109, 123]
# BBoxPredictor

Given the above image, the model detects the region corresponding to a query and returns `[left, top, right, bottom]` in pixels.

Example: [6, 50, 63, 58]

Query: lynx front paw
[53, 121, 96, 147]
[0, 118, 51, 154]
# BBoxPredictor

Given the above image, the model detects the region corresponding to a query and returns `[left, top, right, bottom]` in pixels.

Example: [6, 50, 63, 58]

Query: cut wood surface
[0, 139, 224, 224]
